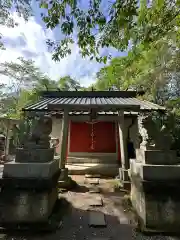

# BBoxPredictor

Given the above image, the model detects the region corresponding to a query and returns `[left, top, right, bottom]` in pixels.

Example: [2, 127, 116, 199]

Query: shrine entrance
[22, 90, 165, 180]
[69, 121, 116, 153]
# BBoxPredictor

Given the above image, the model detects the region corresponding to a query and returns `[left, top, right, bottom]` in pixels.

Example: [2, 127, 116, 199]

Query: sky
[0, 0, 126, 87]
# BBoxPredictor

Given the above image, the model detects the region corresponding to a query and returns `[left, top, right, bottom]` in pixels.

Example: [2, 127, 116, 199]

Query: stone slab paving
[1, 176, 180, 240]
[89, 186, 101, 193]
[89, 196, 103, 207]
[89, 211, 107, 227]
[90, 238, 110, 240]
[85, 178, 100, 185]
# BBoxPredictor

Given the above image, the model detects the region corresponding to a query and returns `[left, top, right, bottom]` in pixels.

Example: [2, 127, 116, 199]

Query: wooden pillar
[59, 110, 69, 169]
[118, 111, 129, 181]
[115, 122, 120, 162]
[5, 120, 10, 156]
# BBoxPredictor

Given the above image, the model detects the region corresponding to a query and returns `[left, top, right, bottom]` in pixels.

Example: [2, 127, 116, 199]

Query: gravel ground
[0, 176, 180, 240]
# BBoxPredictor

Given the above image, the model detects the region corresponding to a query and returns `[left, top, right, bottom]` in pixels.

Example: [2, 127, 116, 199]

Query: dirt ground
[1, 176, 180, 240]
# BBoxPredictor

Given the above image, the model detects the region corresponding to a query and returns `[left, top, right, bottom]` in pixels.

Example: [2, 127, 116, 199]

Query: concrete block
[15, 148, 54, 163]
[3, 159, 59, 179]
[136, 149, 178, 165]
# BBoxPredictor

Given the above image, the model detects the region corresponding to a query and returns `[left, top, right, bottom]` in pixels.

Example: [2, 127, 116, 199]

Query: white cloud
[0, 13, 105, 87]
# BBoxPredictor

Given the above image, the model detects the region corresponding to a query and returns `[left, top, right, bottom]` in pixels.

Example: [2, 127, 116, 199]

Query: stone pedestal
[129, 149, 180, 232]
[0, 123, 61, 230]
[15, 148, 54, 163]
[0, 155, 60, 226]
[136, 149, 178, 165]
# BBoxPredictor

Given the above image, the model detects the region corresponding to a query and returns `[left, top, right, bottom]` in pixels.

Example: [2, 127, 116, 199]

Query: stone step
[85, 174, 101, 178]
[67, 155, 118, 164]
[66, 163, 119, 177]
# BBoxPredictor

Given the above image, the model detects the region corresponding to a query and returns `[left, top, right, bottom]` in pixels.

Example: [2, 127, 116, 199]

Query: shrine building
[22, 90, 165, 176]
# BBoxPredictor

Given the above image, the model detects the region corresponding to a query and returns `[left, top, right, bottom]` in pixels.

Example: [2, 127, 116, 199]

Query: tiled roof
[23, 96, 165, 114]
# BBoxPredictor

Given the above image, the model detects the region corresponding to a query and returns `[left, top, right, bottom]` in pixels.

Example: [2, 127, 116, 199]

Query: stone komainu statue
[138, 115, 172, 150]
[25, 115, 52, 149]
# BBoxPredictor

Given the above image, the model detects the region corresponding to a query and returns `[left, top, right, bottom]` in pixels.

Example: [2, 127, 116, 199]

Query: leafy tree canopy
[39, 0, 179, 62]
[58, 75, 81, 90]
[0, 0, 179, 62]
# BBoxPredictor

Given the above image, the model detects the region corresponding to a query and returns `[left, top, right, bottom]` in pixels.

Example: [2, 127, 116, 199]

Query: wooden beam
[59, 110, 69, 169]
[5, 119, 10, 156]
[69, 115, 120, 122]
[118, 111, 129, 181]
[41, 90, 145, 98]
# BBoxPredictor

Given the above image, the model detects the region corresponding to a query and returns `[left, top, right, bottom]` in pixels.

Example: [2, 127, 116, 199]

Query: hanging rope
[86, 121, 98, 150]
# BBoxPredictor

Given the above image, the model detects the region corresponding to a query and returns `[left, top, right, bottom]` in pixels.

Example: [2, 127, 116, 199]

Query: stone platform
[3, 159, 59, 179]
[0, 115, 61, 229]
[0, 159, 60, 226]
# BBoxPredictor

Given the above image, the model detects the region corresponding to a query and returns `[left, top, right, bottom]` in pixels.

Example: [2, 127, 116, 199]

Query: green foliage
[57, 76, 81, 90]
[0, 57, 43, 92]
[39, 0, 179, 62]
[0, 58, 48, 119]
[0, 0, 179, 62]
[0, 57, 84, 119]
[95, 34, 179, 103]
[93, 5, 180, 152]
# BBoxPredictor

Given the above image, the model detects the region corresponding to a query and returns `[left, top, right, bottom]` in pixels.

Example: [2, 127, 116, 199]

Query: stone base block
[131, 177, 180, 232]
[3, 159, 59, 179]
[0, 187, 58, 223]
[130, 159, 180, 181]
[136, 149, 178, 165]
[15, 148, 55, 163]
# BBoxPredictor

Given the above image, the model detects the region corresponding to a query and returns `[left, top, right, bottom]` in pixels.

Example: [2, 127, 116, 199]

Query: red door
[69, 121, 116, 153]
[93, 122, 116, 153]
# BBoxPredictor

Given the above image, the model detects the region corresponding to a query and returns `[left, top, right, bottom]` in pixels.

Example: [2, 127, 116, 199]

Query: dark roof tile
[23, 96, 165, 112]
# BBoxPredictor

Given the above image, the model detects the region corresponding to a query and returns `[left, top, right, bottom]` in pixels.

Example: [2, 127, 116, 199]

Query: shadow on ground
[1, 197, 133, 240]
[1, 190, 180, 240]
